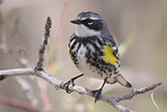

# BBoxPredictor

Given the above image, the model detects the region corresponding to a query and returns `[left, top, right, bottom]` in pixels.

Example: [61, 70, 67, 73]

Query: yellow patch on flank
[67, 41, 72, 57]
[102, 44, 117, 64]
[67, 41, 70, 53]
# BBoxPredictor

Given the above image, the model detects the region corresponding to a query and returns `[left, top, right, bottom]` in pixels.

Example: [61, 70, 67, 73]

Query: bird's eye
[86, 19, 93, 25]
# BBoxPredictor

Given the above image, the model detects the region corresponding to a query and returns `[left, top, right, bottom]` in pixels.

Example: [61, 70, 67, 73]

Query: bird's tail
[114, 74, 132, 88]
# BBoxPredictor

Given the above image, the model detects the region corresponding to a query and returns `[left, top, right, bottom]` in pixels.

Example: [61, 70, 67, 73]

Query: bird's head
[71, 11, 109, 37]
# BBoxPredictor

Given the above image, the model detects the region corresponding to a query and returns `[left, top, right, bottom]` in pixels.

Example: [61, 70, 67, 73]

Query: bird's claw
[91, 89, 102, 103]
[64, 79, 75, 93]
[0, 75, 6, 81]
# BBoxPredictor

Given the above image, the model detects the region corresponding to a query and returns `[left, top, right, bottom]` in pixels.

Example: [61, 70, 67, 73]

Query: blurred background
[0, 0, 166, 112]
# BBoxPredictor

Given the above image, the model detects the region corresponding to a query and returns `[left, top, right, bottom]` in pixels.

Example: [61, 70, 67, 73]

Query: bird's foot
[0, 75, 5, 81]
[91, 88, 102, 103]
[64, 79, 75, 94]
[64, 74, 84, 94]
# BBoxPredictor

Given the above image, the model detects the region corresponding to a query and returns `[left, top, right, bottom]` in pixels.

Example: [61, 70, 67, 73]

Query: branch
[36, 17, 51, 70]
[0, 68, 162, 112]
[35, 17, 53, 111]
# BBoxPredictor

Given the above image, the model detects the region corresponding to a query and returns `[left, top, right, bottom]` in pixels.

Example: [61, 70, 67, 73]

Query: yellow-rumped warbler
[65, 11, 132, 102]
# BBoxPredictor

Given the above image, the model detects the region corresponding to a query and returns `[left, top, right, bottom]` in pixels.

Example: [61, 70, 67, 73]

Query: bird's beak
[70, 19, 80, 25]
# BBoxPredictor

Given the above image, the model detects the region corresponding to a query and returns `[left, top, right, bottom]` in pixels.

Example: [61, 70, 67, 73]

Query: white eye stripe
[80, 17, 87, 21]
[79, 17, 99, 23]
[89, 17, 99, 20]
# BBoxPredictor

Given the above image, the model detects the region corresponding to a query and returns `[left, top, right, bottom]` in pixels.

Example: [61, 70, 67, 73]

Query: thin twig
[36, 17, 52, 70]
[40, 66, 52, 112]
[115, 82, 162, 102]
[151, 91, 160, 111]
[35, 17, 52, 111]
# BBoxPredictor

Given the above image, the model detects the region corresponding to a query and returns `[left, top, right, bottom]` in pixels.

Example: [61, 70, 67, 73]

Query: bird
[65, 11, 132, 102]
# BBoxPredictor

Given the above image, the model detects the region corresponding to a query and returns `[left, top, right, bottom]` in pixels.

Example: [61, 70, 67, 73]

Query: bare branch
[110, 82, 162, 112]
[151, 92, 160, 111]
[0, 68, 162, 112]
[36, 17, 52, 70]
[115, 82, 162, 102]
